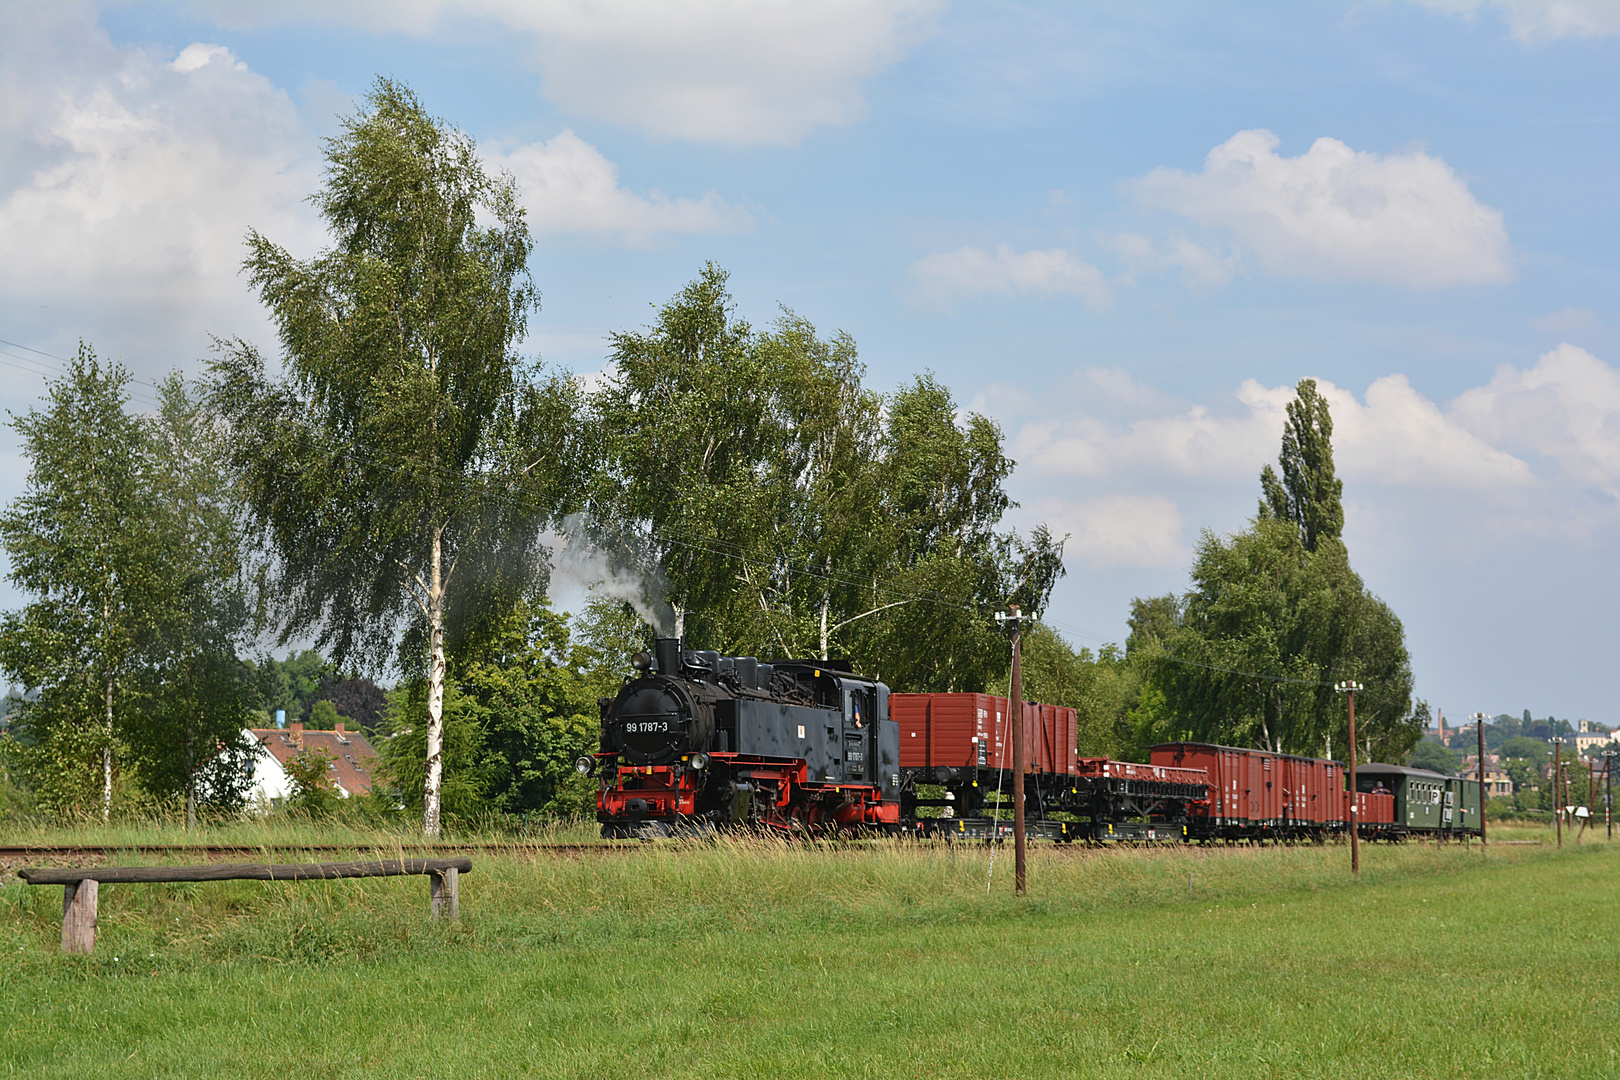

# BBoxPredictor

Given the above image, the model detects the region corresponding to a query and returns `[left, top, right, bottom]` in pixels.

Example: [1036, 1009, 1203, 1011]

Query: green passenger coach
[1354, 763, 1482, 839]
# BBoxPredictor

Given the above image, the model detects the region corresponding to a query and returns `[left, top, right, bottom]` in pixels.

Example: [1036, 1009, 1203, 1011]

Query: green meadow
[2, 828, 1615, 1079]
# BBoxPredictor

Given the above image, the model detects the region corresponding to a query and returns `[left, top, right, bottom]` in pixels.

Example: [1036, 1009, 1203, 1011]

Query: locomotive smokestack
[654, 638, 681, 677]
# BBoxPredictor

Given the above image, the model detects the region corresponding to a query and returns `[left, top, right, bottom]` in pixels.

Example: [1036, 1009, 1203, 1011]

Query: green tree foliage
[248, 650, 335, 723]
[1407, 740, 1460, 775]
[1130, 380, 1415, 761]
[854, 377, 1062, 692]
[1131, 521, 1414, 760]
[1, 347, 163, 819]
[307, 699, 341, 730]
[1, 356, 257, 822]
[1258, 378, 1343, 553]
[283, 745, 342, 816]
[1015, 624, 1131, 758]
[379, 599, 602, 822]
[1498, 736, 1550, 765]
[119, 375, 257, 825]
[319, 676, 387, 734]
[1498, 735, 1550, 799]
[585, 266, 1064, 692]
[210, 79, 585, 835]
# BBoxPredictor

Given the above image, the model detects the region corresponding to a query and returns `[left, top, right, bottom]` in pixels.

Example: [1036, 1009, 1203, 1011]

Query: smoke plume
[545, 514, 675, 637]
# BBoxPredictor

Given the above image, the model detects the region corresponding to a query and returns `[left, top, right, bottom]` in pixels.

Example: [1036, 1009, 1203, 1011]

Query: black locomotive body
[590, 638, 900, 837]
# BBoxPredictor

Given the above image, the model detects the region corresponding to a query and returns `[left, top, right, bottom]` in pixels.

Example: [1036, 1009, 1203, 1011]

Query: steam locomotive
[582, 638, 901, 837]
[585, 639, 1482, 842]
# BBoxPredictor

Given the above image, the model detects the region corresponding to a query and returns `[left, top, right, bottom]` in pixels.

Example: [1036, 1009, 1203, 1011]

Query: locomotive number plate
[624, 721, 671, 733]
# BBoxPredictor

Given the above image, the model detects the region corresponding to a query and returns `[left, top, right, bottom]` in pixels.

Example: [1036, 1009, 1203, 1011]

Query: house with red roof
[244, 720, 380, 807]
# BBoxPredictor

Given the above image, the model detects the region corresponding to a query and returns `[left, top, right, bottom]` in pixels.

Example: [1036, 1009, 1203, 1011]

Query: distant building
[1458, 755, 1513, 798]
[1571, 730, 1617, 756]
[244, 721, 379, 807]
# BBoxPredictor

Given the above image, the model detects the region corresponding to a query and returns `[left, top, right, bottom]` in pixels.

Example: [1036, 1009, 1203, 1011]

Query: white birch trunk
[673, 603, 685, 640]
[423, 528, 446, 838]
[102, 676, 113, 822]
[819, 591, 830, 661]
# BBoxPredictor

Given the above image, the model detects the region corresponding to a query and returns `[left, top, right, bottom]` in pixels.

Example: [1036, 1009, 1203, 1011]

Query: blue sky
[2, 1, 1617, 724]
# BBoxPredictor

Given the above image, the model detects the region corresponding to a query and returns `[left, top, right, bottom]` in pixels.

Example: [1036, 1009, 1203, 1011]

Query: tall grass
[3, 832, 1614, 1078]
[0, 811, 605, 850]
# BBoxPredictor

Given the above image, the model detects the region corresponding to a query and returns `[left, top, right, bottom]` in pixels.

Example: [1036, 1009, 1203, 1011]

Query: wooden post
[430, 866, 459, 920]
[1474, 712, 1487, 850]
[1009, 605, 1026, 897]
[1334, 682, 1362, 875]
[1553, 738, 1562, 848]
[62, 878, 97, 954]
[1606, 752, 1614, 841]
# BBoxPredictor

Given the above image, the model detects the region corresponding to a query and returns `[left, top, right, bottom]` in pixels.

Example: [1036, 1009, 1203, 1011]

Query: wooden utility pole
[997, 603, 1027, 895]
[1552, 737, 1563, 848]
[1588, 757, 1596, 840]
[1605, 752, 1614, 841]
[1473, 712, 1488, 849]
[1336, 681, 1363, 875]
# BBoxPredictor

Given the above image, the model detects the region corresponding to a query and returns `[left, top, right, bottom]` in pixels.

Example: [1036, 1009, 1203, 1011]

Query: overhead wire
[0, 331, 1359, 693]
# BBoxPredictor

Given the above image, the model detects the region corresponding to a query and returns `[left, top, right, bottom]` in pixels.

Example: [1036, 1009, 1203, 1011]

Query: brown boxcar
[894, 692, 995, 774]
[1347, 789, 1396, 829]
[1152, 742, 1352, 837]
[894, 693, 1078, 777]
[1152, 744, 1259, 829]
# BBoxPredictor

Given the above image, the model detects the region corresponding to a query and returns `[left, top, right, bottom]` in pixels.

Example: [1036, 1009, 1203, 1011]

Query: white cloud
[1531, 306, 1599, 333]
[1417, 1, 1620, 43]
[489, 130, 752, 244]
[1131, 129, 1512, 289]
[1031, 494, 1187, 569]
[0, 5, 748, 380]
[907, 245, 1112, 310]
[1317, 375, 1534, 489]
[172, 43, 245, 73]
[989, 353, 1620, 574]
[1004, 368, 1534, 492]
[1007, 372, 1289, 480]
[199, 0, 942, 145]
[0, 5, 320, 372]
[1452, 343, 1620, 489]
[1109, 232, 1237, 288]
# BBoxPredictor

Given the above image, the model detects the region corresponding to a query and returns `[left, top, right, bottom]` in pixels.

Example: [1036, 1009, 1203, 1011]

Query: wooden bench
[18, 856, 473, 954]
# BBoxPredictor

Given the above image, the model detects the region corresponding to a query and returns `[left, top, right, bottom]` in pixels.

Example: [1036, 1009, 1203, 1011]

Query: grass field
[2, 827, 1616, 1079]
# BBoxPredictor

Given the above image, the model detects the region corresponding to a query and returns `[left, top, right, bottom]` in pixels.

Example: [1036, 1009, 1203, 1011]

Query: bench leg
[429, 867, 458, 921]
[62, 879, 97, 954]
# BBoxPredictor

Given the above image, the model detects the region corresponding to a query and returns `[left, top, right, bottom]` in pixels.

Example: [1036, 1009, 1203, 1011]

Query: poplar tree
[1259, 377, 1344, 552]
[212, 79, 581, 835]
[1134, 378, 1416, 761]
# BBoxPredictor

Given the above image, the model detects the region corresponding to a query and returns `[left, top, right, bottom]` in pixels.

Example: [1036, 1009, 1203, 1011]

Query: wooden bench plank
[19, 856, 473, 886]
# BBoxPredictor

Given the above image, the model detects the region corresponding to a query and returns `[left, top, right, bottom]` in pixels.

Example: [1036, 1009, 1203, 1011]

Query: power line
[0, 337, 167, 409]
[0, 335, 1374, 695]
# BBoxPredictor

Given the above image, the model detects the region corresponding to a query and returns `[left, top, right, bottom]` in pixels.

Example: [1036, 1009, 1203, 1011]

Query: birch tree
[122, 375, 257, 827]
[587, 270, 1066, 690]
[0, 345, 155, 819]
[211, 80, 581, 835]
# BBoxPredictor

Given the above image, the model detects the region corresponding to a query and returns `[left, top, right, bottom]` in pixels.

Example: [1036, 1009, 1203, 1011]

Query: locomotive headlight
[688, 752, 710, 771]
[575, 756, 596, 777]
